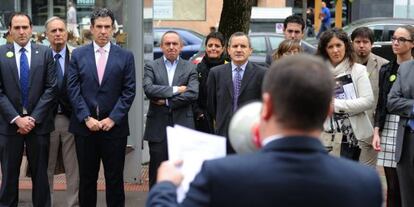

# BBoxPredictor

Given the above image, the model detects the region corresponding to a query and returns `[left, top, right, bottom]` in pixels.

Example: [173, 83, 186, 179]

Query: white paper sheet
[166, 125, 226, 202]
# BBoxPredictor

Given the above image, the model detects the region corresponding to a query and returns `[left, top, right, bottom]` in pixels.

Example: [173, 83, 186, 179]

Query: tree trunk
[218, 0, 254, 43]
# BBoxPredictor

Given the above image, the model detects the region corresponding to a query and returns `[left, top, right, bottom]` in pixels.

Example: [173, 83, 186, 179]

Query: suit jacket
[67, 43, 136, 138]
[0, 43, 57, 135]
[387, 60, 414, 162]
[147, 136, 383, 207]
[143, 57, 198, 142]
[207, 62, 266, 137]
[365, 53, 389, 124]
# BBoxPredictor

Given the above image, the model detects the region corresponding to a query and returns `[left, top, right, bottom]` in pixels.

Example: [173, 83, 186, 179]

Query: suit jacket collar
[261, 136, 327, 154]
[172, 58, 185, 86]
[155, 57, 170, 86]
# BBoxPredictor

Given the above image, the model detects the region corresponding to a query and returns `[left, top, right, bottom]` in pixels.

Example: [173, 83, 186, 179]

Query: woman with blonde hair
[272, 39, 302, 61]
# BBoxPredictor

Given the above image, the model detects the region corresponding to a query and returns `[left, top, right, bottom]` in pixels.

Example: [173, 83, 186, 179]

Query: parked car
[153, 27, 204, 60]
[190, 33, 316, 66]
[342, 17, 414, 61]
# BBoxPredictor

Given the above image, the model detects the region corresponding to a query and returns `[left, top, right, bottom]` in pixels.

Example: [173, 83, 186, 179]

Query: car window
[154, 31, 163, 47]
[367, 25, 385, 42]
[269, 36, 284, 50]
[385, 25, 401, 42]
[250, 36, 267, 54]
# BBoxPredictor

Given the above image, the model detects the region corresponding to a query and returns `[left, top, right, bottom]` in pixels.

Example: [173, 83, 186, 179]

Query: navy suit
[67, 43, 136, 206]
[147, 137, 383, 207]
[0, 43, 57, 207]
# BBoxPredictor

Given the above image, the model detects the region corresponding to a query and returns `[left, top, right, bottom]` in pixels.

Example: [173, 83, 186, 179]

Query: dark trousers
[0, 133, 51, 207]
[397, 129, 414, 207]
[384, 167, 401, 207]
[75, 134, 127, 207]
[148, 139, 168, 189]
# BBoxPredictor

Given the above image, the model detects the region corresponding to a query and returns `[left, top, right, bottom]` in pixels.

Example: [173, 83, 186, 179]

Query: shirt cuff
[10, 115, 20, 124]
[166, 99, 169, 107]
[173, 86, 178, 94]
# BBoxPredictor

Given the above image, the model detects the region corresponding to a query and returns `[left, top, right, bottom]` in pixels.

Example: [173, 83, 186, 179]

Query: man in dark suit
[143, 31, 199, 189]
[44, 16, 79, 207]
[388, 59, 414, 207]
[146, 55, 383, 207]
[66, 8, 136, 207]
[207, 32, 266, 154]
[265, 15, 316, 65]
[0, 12, 56, 206]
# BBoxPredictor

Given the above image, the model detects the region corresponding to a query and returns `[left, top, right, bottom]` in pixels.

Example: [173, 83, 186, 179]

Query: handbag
[320, 117, 342, 156]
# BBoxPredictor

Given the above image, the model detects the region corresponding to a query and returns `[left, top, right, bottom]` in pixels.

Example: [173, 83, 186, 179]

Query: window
[250, 36, 267, 54]
[367, 25, 385, 42]
[269, 36, 284, 50]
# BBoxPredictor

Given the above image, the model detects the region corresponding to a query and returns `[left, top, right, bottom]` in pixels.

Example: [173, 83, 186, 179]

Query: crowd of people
[0, 4, 414, 207]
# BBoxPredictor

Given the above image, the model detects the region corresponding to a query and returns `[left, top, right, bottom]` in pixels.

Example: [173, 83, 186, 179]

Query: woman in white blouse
[317, 28, 374, 161]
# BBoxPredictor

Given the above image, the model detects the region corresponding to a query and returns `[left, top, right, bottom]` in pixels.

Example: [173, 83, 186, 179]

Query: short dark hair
[8, 12, 32, 28]
[90, 8, 115, 26]
[228, 32, 251, 48]
[284, 15, 305, 31]
[316, 28, 355, 66]
[351, 27, 374, 44]
[205, 31, 226, 48]
[263, 54, 334, 131]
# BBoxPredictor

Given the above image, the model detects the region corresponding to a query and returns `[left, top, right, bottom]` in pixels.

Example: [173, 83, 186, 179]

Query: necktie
[233, 67, 242, 111]
[97, 48, 107, 84]
[409, 119, 414, 131]
[20, 48, 29, 110]
[54, 53, 63, 89]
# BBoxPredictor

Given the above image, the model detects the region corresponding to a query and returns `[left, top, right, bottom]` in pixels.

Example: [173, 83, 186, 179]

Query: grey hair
[44, 16, 66, 30]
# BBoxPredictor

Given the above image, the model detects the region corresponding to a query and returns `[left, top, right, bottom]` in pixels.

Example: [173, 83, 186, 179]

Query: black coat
[374, 60, 399, 129]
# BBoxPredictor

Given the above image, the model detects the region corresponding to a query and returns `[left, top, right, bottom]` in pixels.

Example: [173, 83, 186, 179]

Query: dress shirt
[93, 41, 110, 69]
[163, 56, 180, 93]
[14, 42, 31, 77]
[262, 134, 284, 146]
[231, 61, 247, 81]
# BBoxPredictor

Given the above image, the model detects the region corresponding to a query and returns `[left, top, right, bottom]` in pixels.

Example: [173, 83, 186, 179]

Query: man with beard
[351, 27, 389, 167]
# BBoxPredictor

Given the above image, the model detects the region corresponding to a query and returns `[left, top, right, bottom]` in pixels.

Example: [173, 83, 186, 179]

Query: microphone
[228, 102, 262, 154]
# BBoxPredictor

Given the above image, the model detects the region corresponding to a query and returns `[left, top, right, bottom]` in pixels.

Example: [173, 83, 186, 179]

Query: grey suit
[0, 43, 57, 206]
[387, 60, 414, 207]
[143, 57, 198, 188]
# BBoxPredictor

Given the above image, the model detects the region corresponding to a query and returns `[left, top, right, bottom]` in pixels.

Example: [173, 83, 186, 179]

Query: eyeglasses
[391, 36, 413, 44]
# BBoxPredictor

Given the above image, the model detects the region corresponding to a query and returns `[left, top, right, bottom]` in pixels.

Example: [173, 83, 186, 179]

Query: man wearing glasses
[265, 15, 315, 65]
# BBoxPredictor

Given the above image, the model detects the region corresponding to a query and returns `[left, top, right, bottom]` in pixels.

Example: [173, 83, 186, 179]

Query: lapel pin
[35, 50, 39, 54]
[6, 51, 14, 58]
[389, 74, 397, 82]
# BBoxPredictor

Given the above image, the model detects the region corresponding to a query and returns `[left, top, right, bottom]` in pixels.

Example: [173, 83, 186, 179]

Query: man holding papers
[146, 55, 383, 207]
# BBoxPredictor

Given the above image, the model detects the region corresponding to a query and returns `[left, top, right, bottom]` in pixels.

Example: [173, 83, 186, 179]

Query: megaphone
[228, 101, 263, 154]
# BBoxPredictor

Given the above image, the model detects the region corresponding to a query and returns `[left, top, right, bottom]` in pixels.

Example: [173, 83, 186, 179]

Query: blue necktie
[54, 53, 63, 89]
[233, 67, 242, 111]
[20, 48, 29, 110]
[409, 107, 414, 130]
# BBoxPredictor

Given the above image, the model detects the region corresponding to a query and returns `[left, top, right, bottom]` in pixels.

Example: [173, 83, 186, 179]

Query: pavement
[13, 162, 149, 207]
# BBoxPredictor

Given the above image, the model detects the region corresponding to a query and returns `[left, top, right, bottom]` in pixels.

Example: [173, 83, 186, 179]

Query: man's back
[148, 136, 383, 207]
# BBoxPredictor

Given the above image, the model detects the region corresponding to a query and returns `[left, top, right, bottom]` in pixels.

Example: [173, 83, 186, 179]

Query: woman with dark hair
[271, 39, 302, 61]
[317, 28, 374, 161]
[372, 25, 414, 207]
[193, 31, 226, 133]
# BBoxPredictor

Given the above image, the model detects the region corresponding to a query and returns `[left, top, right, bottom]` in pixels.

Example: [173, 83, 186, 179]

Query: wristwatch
[84, 116, 91, 122]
